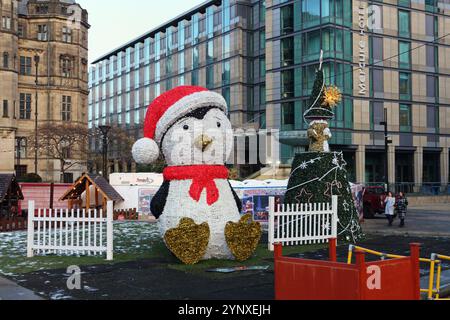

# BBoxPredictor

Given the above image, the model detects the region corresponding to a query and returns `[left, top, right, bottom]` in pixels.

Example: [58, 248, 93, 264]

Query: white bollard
[106, 201, 114, 261]
[27, 201, 35, 258]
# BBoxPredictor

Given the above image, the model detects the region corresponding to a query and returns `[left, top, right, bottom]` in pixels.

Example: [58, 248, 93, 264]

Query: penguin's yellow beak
[195, 134, 213, 152]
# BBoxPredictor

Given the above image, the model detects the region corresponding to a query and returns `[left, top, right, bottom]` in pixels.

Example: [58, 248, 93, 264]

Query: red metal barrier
[274, 242, 421, 300]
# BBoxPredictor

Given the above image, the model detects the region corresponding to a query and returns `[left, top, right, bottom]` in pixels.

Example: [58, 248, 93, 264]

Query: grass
[168, 243, 328, 277]
[0, 221, 328, 278]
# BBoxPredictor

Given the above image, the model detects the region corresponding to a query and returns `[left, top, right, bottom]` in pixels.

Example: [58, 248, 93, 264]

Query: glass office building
[89, 0, 450, 192]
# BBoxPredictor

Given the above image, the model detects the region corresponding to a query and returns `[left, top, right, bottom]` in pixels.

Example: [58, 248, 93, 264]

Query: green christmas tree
[284, 52, 363, 242]
[284, 152, 364, 242]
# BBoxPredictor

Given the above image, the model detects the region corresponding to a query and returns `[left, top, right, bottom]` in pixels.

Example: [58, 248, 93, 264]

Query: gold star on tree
[295, 188, 314, 205]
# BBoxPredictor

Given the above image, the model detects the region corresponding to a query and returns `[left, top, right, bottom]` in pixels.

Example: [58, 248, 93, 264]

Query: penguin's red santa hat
[132, 86, 228, 164]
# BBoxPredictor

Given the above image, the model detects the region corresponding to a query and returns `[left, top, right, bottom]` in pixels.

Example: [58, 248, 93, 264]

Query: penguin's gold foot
[164, 218, 210, 265]
[225, 214, 262, 262]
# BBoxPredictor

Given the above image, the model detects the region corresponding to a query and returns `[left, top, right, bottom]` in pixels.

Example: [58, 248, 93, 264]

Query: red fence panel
[274, 243, 421, 300]
[275, 258, 360, 300]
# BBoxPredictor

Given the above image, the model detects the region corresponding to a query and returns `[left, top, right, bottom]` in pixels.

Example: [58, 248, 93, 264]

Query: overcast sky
[76, 0, 204, 64]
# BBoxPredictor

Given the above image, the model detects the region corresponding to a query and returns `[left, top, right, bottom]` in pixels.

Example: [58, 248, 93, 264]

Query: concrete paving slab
[0, 276, 44, 300]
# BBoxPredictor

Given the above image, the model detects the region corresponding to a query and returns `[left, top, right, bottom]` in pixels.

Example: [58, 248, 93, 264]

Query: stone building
[0, 0, 89, 183]
[89, 0, 450, 193]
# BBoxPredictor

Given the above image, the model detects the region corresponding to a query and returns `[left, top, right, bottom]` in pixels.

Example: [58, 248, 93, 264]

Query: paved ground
[0, 276, 43, 300]
[361, 203, 450, 237]
[3, 235, 449, 300]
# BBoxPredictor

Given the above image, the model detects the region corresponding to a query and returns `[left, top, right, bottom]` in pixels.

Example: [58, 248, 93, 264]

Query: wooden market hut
[0, 174, 24, 218]
[59, 174, 124, 212]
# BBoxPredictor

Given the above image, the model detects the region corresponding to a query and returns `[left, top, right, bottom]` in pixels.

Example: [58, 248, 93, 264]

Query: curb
[363, 230, 450, 238]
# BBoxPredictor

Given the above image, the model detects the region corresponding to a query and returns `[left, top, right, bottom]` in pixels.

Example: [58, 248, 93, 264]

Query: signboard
[240, 188, 286, 223]
[138, 188, 159, 216]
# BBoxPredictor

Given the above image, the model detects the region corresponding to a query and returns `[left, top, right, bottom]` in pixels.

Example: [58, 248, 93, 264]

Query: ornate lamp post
[99, 125, 111, 180]
[34, 55, 40, 175]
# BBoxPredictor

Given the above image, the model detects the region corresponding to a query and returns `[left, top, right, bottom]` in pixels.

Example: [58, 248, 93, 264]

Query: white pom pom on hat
[132, 137, 159, 165]
[132, 86, 228, 164]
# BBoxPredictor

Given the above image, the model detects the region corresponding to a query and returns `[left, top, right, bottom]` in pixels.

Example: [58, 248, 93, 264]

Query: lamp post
[380, 108, 393, 192]
[15, 136, 26, 178]
[34, 55, 40, 175]
[99, 125, 111, 180]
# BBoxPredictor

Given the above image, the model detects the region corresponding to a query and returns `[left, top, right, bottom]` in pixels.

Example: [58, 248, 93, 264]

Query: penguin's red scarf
[163, 165, 229, 206]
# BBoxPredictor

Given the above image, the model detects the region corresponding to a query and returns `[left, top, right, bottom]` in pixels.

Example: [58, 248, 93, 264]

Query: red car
[363, 186, 387, 218]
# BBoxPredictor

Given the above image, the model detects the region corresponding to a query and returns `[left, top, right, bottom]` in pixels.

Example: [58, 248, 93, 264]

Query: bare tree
[88, 126, 135, 173]
[28, 123, 89, 182]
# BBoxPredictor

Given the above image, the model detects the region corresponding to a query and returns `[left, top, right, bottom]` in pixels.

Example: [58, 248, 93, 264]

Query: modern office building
[0, 0, 89, 183]
[89, 0, 450, 192]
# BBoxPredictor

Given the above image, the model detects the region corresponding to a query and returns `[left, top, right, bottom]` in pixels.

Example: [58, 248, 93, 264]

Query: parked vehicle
[363, 186, 386, 218]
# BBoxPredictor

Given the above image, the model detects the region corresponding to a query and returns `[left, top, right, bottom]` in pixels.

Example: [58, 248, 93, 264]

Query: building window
[260, 1, 266, 24]
[426, 45, 437, 69]
[302, 0, 320, 27]
[371, 68, 384, 95]
[2, 16, 11, 30]
[18, 24, 25, 37]
[20, 56, 32, 75]
[399, 72, 411, 99]
[370, 102, 384, 130]
[281, 70, 294, 98]
[36, 5, 49, 14]
[281, 102, 295, 130]
[281, 37, 294, 67]
[260, 58, 266, 78]
[61, 57, 72, 77]
[206, 40, 214, 64]
[37, 24, 48, 41]
[15, 138, 27, 160]
[62, 27, 72, 43]
[398, 10, 410, 38]
[370, 36, 383, 63]
[427, 105, 439, 133]
[19, 93, 32, 120]
[2, 52, 8, 68]
[399, 104, 412, 132]
[259, 31, 265, 50]
[2, 100, 8, 118]
[427, 75, 438, 100]
[426, 14, 438, 39]
[398, 41, 411, 68]
[222, 87, 230, 108]
[222, 61, 230, 85]
[281, 5, 294, 35]
[15, 165, 27, 179]
[206, 65, 214, 89]
[62, 96, 72, 121]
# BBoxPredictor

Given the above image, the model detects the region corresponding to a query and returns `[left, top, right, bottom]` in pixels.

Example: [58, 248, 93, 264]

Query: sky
[76, 0, 204, 64]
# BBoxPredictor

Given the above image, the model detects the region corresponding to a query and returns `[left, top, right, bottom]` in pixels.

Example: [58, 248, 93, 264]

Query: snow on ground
[0, 222, 161, 278]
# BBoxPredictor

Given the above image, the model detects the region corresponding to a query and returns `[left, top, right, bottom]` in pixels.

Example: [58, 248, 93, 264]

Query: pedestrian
[396, 192, 409, 228]
[384, 191, 396, 227]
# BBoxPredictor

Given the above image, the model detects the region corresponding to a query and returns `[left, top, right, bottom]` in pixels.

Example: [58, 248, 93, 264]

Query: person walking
[396, 192, 409, 228]
[384, 192, 396, 227]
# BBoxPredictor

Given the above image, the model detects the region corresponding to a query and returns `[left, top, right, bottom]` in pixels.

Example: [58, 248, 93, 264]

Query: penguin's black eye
[217, 122, 221, 128]
[183, 125, 189, 131]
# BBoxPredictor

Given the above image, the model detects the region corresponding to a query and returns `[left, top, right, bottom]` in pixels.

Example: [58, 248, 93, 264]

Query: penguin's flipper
[228, 181, 242, 213]
[150, 181, 170, 219]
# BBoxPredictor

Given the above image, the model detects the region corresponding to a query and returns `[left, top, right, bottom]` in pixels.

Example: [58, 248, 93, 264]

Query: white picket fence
[268, 196, 339, 251]
[27, 201, 114, 260]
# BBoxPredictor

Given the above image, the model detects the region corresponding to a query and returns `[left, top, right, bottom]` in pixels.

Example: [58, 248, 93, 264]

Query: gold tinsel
[308, 122, 329, 152]
[322, 85, 342, 108]
[225, 214, 262, 262]
[164, 218, 210, 265]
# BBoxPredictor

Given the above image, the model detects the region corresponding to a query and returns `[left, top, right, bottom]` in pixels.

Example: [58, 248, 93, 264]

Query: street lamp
[15, 137, 26, 178]
[34, 55, 40, 175]
[99, 125, 111, 180]
[380, 108, 393, 192]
